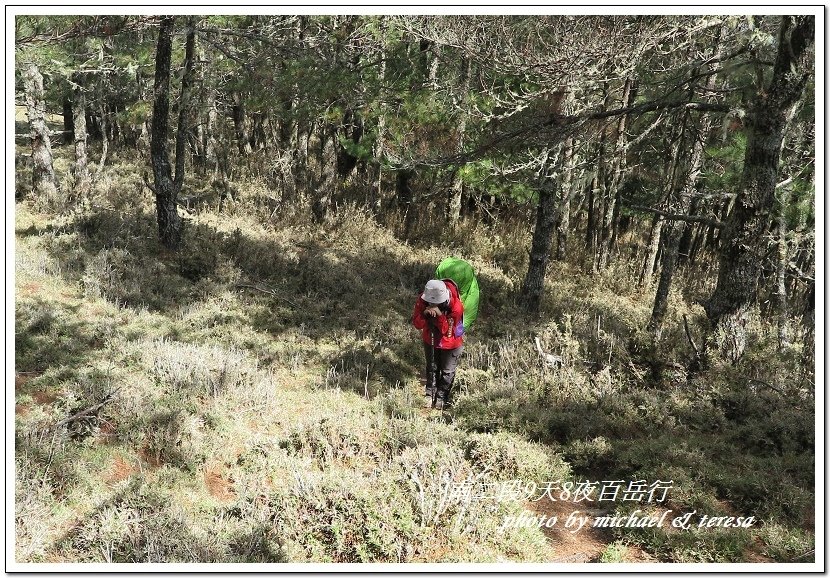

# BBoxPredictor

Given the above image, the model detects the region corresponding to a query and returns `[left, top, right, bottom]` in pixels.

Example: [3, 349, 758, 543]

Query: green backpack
[435, 257, 480, 330]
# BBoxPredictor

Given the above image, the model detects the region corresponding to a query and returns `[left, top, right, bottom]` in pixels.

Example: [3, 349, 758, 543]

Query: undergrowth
[13, 156, 815, 564]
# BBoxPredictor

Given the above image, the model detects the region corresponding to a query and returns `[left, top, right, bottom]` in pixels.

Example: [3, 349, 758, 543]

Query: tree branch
[54, 388, 120, 430]
[622, 199, 725, 228]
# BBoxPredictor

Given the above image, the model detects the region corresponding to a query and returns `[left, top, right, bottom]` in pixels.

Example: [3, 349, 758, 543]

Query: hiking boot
[434, 390, 447, 411]
[424, 387, 436, 408]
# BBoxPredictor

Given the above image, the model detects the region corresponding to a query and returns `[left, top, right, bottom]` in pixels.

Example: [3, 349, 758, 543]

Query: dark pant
[424, 343, 464, 397]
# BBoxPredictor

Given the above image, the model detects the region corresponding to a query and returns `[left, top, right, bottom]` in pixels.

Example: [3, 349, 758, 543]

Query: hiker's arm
[413, 298, 427, 330]
[432, 312, 450, 335]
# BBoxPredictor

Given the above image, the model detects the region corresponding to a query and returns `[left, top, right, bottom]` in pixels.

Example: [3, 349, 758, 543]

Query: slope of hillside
[13, 158, 815, 564]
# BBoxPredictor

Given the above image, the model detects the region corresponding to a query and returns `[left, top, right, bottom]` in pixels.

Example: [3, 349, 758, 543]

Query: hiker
[413, 279, 465, 410]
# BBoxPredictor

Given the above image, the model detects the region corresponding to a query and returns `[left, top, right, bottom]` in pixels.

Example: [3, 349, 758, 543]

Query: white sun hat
[422, 279, 449, 304]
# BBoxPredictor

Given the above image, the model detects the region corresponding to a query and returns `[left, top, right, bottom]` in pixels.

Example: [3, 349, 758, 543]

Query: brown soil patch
[106, 455, 138, 484]
[744, 537, 775, 563]
[204, 462, 235, 502]
[15, 371, 43, 392]
[20, 282, 42, 296]
[32, 390, 58, 405]
[16, 403, 32, 416]
[138, 443, 163, 469]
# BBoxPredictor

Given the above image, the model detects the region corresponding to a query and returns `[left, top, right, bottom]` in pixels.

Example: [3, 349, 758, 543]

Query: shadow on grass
[30, 203, 530, 399]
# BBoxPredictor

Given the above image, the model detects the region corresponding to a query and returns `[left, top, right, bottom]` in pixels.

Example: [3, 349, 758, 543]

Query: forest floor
[12, 154, 815, 565]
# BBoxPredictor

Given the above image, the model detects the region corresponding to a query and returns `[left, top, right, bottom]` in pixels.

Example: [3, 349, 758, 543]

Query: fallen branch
[682, 314, 701, 360]
[747, 378, 784, 395]
[236, 283, 298, 308]
[54, 388, 120, 430]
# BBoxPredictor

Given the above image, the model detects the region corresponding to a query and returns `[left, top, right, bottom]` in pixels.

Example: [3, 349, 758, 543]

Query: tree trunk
[312, 126, 337, 222]
[520, 184, 557, 313]
[774, 187, 791, 350]
[639, 214, 663, 287]
[447, 57, 471, 230]
[62, 97, 74, 145]
[23, 61, 59, 203]
[598, 78, 636, 269]
[649, 110, 714, 335]
[71, 72, 91, 198]
[150, 16, 181, 250]
[96, 80, 109, 176]
[585, 173, 598, 253]
[206, 98, 219, 179]
[233, 93, 253, 156]
[676, 197, 699, 266]
[397, 169, 417, 239]
[173, 18, 196, 196]
[555, 137, 574, 260]
[703, 15, 813, 362]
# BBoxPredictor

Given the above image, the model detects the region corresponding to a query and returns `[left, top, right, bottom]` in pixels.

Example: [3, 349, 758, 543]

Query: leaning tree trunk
[639, 110, 685, 287]
[639, 214, 663, 287]
[71, 71, 91, 198]
[649, 47, 721, 336]
[703, 15, 814, 362]
[23, 61, 58, 203]
[150, 16, 181, 250]
[648, 114, 711, 336]
[520, 183, 558, 313]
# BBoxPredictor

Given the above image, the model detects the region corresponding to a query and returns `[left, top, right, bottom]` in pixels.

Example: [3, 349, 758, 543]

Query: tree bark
[233, 93, 253, 156]
[70, 72, 91, 198]
[447, 57, 471, 230]
[585, 173, 598, 253]
[648, 114, 711, 336]
[520, 184, 557, 313]
[703, 15, 814, 362]
[312, 126, 337, 222]
[150, 16, 181, 250]
[96, 78, 109, 175]
[555, 136, 574, 260]
[639, 214, 663, 286]
[397, 169, 417, 239]
[774, 187, 791, 350]
[23, 61, 59, 204]
[598, 78, 636, 269]
[173, 18, 196, 196]
[62, 97, 74, 145]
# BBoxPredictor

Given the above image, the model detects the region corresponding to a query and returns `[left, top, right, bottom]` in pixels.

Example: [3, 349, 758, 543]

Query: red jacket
[412, 280, 465, 349]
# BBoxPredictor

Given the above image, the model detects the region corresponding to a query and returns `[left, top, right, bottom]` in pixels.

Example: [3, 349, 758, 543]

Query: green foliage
[458, 160, 537, 203]
[706, 133, 746, 192]
[599, 541, 629, 563]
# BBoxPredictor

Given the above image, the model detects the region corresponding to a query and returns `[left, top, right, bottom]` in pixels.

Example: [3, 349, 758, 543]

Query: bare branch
[622, 199, 725, 228]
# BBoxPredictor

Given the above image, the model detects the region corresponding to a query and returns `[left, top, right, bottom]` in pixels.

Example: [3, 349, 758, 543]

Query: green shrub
[599, 541, 629, 563]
